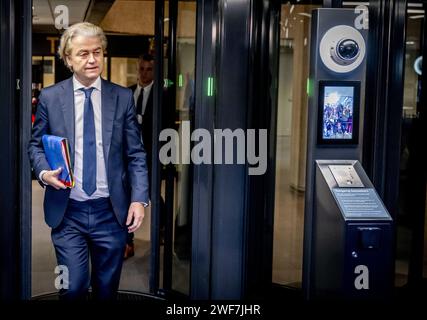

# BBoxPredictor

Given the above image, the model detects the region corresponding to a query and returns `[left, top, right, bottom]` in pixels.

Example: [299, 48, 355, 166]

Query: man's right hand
[41, 168, 67, 190]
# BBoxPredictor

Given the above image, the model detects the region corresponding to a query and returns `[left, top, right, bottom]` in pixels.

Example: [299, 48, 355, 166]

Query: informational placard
[332, 188, 390, 218]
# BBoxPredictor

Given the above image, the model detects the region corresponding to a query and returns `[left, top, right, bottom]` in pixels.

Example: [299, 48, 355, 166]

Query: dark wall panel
[0, 0, 20, 300]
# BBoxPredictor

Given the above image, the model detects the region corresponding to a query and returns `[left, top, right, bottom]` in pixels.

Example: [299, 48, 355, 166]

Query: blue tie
[80, 87, 96, 196]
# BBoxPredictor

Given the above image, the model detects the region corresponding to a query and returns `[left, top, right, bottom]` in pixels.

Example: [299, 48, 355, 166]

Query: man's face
[137, 59, 154, 87]
[66, 35, 104, 86]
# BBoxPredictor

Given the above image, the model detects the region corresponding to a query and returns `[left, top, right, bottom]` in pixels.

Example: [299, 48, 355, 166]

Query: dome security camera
[331, 38, 360, 65]
[319, 25, 366, 73]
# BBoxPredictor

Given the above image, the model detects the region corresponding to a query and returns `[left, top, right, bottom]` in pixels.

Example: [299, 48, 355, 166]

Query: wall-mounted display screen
[317, 81, 360, 145]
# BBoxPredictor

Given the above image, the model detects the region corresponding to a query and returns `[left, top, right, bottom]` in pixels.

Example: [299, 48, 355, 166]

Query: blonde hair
[58, 22, 107, 71]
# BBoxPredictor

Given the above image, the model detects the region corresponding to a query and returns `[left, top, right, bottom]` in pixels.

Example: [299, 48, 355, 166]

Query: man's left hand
[126, 202, 145, 233]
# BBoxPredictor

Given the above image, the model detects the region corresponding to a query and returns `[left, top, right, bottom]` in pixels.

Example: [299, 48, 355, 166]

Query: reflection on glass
[396, 7, 425, 286]
[170, 0, 196, 296]
[273, 3, 319, 287]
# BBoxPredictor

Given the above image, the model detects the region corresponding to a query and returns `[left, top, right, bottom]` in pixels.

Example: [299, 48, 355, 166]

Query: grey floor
[31, 181, 189, 297]
[272, 136, 305, 287]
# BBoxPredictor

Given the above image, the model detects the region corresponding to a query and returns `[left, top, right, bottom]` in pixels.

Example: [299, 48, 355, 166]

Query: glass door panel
[160, 0, 196, 296]
[170, 0, 196, 295]
[396, 2, 426, 288]
[273, 2, 320, 288]
[31, 0, 155, 297]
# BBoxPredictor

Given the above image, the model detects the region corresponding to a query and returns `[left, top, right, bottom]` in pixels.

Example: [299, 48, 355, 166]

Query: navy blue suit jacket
[28, 77, 149, 228]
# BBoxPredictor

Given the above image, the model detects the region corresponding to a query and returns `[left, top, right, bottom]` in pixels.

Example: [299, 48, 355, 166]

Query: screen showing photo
[321, 86, 354, 140]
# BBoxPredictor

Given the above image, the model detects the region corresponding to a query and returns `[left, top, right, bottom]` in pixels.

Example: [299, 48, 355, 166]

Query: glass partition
[396, 2, 426, 287]
[273, 2, 320, 287]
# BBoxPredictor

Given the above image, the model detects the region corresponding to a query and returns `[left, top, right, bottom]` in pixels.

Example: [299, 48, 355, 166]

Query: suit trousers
[51, 197, 127, 300]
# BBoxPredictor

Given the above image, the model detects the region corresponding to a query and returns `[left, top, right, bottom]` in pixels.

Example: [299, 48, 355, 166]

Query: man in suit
[28, 22, 149, 300]
[125, 54, 167, 258]
[125, 54, 160, 258]
[129, 53, 155, 167]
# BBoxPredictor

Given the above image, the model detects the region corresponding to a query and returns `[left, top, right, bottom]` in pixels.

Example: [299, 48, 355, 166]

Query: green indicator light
[164, 79, 174, 88]
[178, 74, 183, 87]
[207, 77, 214, 96]
[306, 78, 313, 96]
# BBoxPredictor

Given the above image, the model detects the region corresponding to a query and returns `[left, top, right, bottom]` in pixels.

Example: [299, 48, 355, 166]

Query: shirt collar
[138, 80, 154, 92]
[73, 76, 102, 92]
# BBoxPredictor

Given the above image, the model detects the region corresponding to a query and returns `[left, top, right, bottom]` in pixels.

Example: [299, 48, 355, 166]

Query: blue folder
[42, 135, 74, 188]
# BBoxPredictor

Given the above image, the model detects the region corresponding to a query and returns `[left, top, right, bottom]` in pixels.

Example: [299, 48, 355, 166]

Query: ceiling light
[409, 15, 424, 19]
